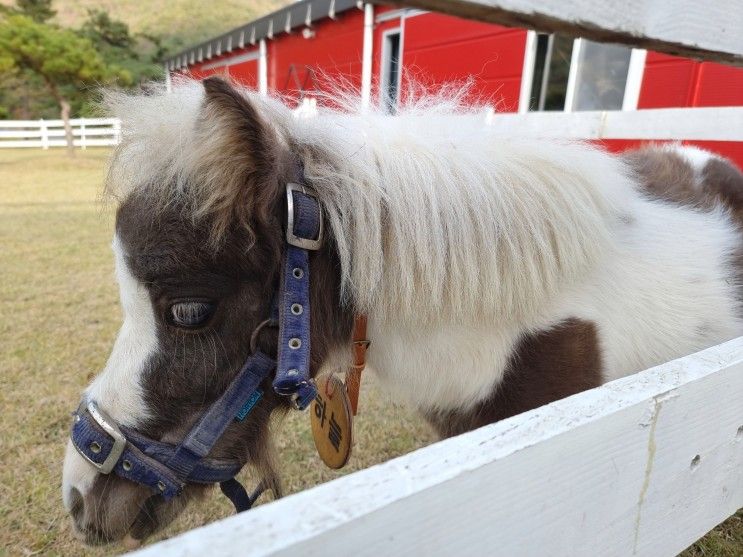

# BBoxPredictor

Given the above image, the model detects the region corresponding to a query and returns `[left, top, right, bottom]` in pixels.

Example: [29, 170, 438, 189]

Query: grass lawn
[0, 149, 740, 556]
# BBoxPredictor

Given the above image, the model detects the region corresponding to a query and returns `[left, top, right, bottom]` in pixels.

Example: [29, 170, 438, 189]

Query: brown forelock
[109, 79, 354, 513]
[425, 318, 602, 438]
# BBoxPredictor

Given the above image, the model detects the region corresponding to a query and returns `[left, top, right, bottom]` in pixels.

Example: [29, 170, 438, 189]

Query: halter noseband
[70, 182, 323, 512]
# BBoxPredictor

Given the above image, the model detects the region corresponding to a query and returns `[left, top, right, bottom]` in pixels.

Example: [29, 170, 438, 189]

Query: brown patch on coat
[623, 147, 698, 207]
[624, 146, 743, 228]
[625, 146, 743, 304]
[701, 156, 743, 228]
[425, 318, 602, 438]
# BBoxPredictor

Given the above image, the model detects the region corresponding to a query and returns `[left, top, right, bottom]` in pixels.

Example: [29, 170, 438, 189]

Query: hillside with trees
[0, 0, 287, 128]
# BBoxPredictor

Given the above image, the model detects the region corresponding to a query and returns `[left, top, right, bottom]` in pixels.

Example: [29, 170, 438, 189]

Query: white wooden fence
[132, 337, 743, 557]
[0, 118, 120, 149]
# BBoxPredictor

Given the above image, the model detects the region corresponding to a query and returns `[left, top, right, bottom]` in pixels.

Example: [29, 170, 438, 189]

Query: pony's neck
[284, 106, 630, 327]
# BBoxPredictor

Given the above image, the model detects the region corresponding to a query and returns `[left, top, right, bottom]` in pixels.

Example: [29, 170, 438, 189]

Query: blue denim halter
[70, 183, 322, 513]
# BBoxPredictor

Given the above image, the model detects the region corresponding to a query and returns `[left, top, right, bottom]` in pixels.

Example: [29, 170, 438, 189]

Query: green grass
[0, 149, 739, 556]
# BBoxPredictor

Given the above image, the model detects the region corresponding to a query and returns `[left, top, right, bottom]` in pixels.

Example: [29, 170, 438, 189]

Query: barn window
[381, 29, 402, 113]
[529, 34, 574, 111]
[525, 33, 635, 112]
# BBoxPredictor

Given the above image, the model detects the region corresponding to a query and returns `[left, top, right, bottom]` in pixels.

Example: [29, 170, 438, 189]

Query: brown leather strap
[346, 314, 369, 416]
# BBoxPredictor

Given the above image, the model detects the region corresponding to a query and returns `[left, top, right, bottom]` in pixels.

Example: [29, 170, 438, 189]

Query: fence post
[80, 119, 87, 150]
[113, 119, 121, 144]
[40, 119, 49, 150]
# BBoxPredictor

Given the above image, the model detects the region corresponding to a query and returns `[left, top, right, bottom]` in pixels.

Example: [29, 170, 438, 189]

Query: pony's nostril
[69, 487, 84, 521]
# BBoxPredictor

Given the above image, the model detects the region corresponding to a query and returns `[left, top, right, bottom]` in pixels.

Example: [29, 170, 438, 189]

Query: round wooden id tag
[310, 374, 353, 469]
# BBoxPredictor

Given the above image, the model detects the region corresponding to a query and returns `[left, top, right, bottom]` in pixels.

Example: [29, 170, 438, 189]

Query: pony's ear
[201, 77, 274, 174]
[193, 77, 281, 243]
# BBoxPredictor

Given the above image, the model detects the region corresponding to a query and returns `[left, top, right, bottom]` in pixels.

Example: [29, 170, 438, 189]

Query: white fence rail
[486, 106, 743, 141]
[4, 107, 743, 151]
[2, 108, 743, 149]
[132, 337, 743, 557]
[0, 118, 120, 149]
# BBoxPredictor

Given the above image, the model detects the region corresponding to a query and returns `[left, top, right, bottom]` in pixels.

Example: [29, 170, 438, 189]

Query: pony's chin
[71, 490, 190, 548]
[124, 494, 168, 545]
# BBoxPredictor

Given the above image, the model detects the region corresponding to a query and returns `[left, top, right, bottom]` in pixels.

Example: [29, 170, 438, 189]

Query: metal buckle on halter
[286, 183, 323, 251]
[75, 401, 127, 474]
[289, 379, 317, 411]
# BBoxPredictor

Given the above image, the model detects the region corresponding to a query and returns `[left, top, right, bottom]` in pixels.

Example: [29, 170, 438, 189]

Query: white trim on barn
[259, 39, 268, 96]
[375, 7, 427, 24]
[360, 3, 374, 110]
[564, 37, 583, 113]
[129, 336, 743, 557]
[518, 30, 538, 113]
[623, 48, 648, 111]
[200, 50, 261, 72]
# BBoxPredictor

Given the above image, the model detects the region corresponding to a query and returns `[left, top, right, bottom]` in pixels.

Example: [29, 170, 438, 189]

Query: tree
[15, 0, 55, 23]
[0, 14, 130, 153]
[81, 9, 134, 50]
[80, 9, 163, 85]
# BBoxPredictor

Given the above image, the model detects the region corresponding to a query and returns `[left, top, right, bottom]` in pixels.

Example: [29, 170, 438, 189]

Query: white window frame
[380, 27, 404, 112]
[622, 48, 648, 110]
[519, 30, 647, 113]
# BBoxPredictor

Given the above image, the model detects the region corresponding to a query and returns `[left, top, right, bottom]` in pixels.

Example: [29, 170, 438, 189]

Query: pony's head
[61, 78, 352, 545]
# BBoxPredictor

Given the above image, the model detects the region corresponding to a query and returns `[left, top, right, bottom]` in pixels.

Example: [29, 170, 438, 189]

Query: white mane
[105, 80, 632, 326]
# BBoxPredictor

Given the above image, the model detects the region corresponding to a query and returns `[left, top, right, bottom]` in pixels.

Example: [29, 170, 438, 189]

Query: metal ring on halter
[250, 318, 279, 354]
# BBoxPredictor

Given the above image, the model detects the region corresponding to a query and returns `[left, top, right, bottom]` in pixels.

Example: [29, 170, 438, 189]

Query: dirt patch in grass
[0, 149, 739, 556]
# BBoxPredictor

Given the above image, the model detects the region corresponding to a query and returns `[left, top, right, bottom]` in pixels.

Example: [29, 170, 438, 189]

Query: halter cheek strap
[274, 184, 322, 409]
[69, 182, 324, 513]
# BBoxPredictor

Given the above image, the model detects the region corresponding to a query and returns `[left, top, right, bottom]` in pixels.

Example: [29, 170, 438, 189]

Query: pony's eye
[169, 301, 215, 328]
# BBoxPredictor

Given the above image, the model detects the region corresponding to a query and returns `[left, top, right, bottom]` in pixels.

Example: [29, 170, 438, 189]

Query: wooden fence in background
[0, 118, 120, 149]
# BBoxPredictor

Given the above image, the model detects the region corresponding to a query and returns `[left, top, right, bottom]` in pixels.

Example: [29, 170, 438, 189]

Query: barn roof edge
[164, 0, 370, 70]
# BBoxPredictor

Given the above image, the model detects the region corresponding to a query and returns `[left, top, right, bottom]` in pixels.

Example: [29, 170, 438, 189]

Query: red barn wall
[639, 52, 743, 108]
[401, 13, 526, 111]
[171, 6, 743, 168]
[270, 9, 364, 103]
[186, 47, 260, 88]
